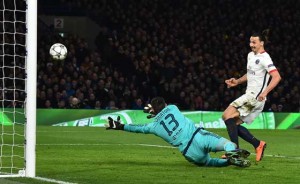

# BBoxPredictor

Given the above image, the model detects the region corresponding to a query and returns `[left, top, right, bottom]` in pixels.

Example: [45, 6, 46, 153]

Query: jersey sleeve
[261, 54, 277, 73]
[124, 123, 155, 134]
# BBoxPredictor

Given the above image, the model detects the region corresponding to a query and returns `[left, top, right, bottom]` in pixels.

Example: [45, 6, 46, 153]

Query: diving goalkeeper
[106, 97, 251, 167]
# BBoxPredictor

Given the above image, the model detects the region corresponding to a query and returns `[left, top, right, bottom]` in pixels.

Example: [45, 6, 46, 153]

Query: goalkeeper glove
[143, 104, 156, 119]
[106, 116, 124, 130]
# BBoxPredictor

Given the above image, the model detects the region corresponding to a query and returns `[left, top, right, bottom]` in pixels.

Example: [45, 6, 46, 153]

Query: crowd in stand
[35, 0, 300, 112]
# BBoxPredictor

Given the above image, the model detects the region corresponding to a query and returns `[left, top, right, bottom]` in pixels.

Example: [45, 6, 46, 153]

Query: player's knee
[222, 113, 226, 120]
[235, 118, 243, 125]
[222, 109, 232, 120]
[222, 112, 231, 120]
[223, 110, 239, 121]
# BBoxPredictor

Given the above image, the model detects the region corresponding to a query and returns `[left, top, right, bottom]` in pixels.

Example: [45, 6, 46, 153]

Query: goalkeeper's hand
[106, 116, 124, 130]
[143, 104, 156, 119]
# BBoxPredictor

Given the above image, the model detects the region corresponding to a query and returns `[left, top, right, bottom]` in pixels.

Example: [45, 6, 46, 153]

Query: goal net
[0, 0, 36, 177]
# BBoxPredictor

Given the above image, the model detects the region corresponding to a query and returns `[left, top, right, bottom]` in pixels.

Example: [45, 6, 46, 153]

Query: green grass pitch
[2, 127, 300, 184]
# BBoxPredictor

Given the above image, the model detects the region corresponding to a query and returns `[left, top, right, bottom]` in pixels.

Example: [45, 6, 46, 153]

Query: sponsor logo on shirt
[255, 59, 260, 64]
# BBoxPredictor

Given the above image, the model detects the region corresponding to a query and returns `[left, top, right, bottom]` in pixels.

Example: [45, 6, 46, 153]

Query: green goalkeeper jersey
[124, 105, 197, 153]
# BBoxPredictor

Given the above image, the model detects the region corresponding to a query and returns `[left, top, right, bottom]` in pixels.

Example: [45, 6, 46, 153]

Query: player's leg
[223, 94, 257, 148]
[183, 133, 230, 167]
[199, 130, 251, 167]
[239, 107, 267, 161]
[214, 137, 251, 167]
[201, 155, 250, 167]
[205, 157, 230, 167]
[222, 105, 240, 147]
[237, 124, 260, 148]
[184, 151, 230, 167]
[183, 131, 251, 167]
[238, 125, 266, 161]
[208, 132, 250, 159]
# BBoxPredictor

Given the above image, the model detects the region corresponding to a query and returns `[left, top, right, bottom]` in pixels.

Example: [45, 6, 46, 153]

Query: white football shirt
[246, 51, 277, 97]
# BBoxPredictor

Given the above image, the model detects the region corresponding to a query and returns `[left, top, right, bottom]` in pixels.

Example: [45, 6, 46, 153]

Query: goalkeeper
[106, 97, 251, 167]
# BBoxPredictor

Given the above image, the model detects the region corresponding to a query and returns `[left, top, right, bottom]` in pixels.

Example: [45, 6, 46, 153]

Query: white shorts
[230, 93, 265, 124]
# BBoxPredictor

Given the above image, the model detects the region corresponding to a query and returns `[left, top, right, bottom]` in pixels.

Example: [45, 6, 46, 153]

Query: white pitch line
[38, 143, 175, 148]
[34, 176, 76, 184]
[37, 143, 300, 160]
[254, 153, 300, 160]
[37, 131, 74, 132]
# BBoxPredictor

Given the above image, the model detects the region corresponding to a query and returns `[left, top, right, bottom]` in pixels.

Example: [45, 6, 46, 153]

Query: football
[49, 43, 68, 60]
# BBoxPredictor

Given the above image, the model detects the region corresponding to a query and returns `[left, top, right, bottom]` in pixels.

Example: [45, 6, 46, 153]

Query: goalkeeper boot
[255, 141, 267, 161]
[225, 149, 250, 159]
[228, 158, 251, 167]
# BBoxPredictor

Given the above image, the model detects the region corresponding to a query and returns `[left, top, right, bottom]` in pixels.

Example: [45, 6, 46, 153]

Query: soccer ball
[49, 43, 68, 60]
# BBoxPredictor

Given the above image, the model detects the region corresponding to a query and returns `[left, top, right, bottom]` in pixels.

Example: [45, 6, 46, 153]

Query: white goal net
[0, 0, 36, 177]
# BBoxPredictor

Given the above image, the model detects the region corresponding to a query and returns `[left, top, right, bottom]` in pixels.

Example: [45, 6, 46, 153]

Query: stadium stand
[35, 0, 300, 112]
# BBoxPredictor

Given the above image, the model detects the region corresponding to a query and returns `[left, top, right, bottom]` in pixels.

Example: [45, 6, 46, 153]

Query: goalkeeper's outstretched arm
[123, 123, 153, 134]
[106, 116, 153, 134]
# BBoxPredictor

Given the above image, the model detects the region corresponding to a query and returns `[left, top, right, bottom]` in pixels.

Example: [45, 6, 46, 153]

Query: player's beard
[251, 47, 257, 53]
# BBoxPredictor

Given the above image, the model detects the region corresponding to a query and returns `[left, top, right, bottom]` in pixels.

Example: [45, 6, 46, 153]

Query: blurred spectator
[94, 100, 102, 109]
[57, 100, 67, 109]
[44, 100, 53, 109]
[119, 100, 128, 110]
[268, 104, 278, 112]
[105, 100, 119, 110]
[68, 97, 82, 109]
[131, 97, 144, 110]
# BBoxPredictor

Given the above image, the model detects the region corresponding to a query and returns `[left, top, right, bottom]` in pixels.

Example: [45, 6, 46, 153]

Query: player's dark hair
[251, 29, 270, 44]
[151, 97, 166, 115]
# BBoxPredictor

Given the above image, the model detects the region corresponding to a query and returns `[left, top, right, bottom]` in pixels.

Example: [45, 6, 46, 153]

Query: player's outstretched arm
[225, 78, 239, 88]
[106, 116, 124, 130]
[106, 115, 153, 133]
[225, 74, 247, 88]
